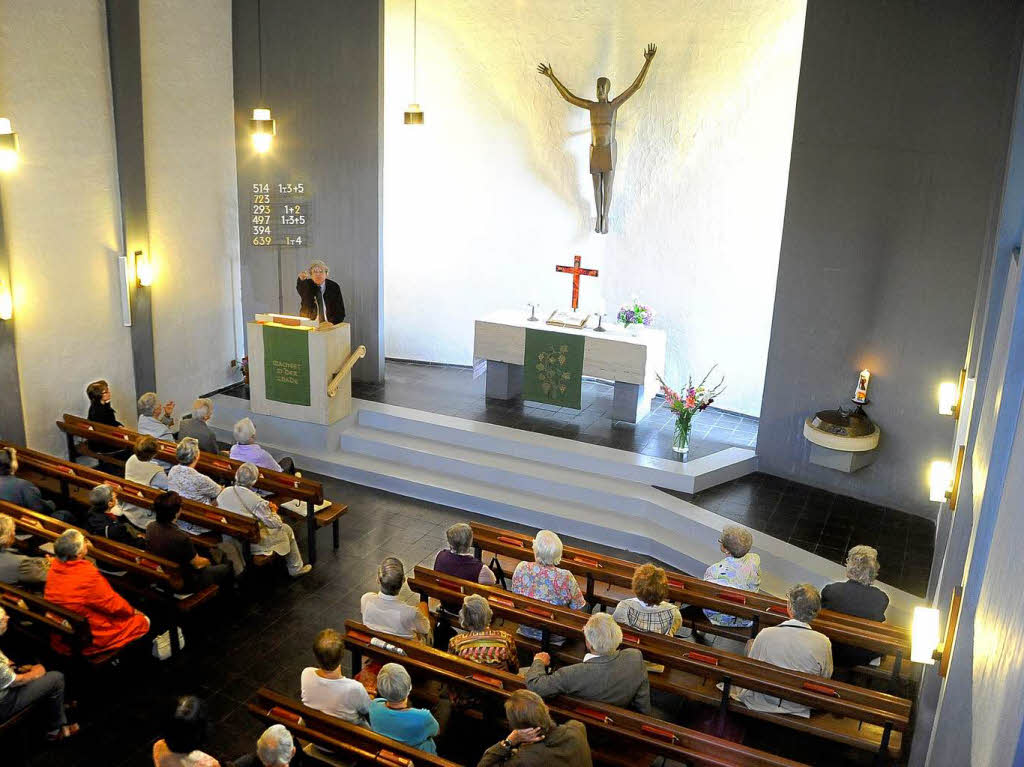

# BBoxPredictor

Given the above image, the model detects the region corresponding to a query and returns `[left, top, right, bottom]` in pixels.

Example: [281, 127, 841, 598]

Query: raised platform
[209, 393, 924, 625]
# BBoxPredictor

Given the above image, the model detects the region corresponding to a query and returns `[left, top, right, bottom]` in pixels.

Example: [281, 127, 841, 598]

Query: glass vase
[673, 414, 693, 456]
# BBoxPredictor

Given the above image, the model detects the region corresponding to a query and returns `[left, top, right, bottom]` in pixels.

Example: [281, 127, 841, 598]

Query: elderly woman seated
[611, 563, 683, 636]
[0, 606, 79, 741]
[479, 689, 591, 767]
[0, 513, 49, 585]
[217, 463, 311, 578]
[43, 530, 150, 657]
[167, 438, 244, 575]
[511, 530, 586, 641]
[136, 391, 177, 440]
[0, 447, 73, 523]
[735, 583, 833, 717]
[701, 525, 761, 650]
[433, 523, 496, 584]
[448, 594, 519, 672]
[369, 662, 443, 753]
[525, 612, 650, 714]
[81, 484, 140, 544]
[361, 557, 431, 640]
[146, 492, 234, 592]
[177, 398, 219, 455]
[229, 417, 294, 474]
[822, 545, 889, 667]
[122, 435, 169, 530]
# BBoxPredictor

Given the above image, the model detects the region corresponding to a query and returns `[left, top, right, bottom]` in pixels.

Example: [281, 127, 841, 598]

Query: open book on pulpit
[546, 310, 590, 329]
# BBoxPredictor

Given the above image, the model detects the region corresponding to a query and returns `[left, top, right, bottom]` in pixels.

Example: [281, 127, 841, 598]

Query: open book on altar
[546, 310, 590, 329]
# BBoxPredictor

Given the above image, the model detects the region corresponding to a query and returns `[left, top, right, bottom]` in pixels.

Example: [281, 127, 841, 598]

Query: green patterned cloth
[263, 325, 311, 406]
[523, 328, 585, 409]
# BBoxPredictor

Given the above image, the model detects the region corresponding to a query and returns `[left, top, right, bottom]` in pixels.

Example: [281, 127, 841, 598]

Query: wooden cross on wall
[555, 255, 599, 311]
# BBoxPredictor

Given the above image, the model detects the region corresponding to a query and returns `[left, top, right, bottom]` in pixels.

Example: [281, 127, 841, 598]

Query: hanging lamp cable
[413, 0, 418, 101]
[257, 0, 264, 104]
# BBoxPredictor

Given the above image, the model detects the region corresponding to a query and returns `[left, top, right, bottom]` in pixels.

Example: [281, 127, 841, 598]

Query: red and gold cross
[555, 254, 599, 311]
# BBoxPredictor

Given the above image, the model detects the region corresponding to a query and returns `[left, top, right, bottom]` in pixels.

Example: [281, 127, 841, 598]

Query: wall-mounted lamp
[928, 445, 966, 508]
[910, 587, 962, 676]
[938, 368, 966, 418]
[0, 280, 12, 320]
[135, 250, 153, 287]
[0, 117, 19, 172]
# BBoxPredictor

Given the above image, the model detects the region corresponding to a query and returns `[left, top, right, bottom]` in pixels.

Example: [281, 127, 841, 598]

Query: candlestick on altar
[527, 303, 539, 322]
[594, 313, 607, 332]
[853, 369, 871, 404]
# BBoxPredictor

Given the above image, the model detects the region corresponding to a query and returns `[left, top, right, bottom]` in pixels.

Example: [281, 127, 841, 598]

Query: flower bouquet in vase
[617, 298, 655, 336]
[657, 366, 726, 458]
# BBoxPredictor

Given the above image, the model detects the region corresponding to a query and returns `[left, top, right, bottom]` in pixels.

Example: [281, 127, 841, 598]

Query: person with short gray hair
[229, 418, 295, 474]
[177, 397, 219, 455]
[702, 525, 761, 634]
[0, 447, 70, 522]
[82, 483, 138, 544]
[511, 530, 586, 642]
[255, 723, 296, 765]
[216, 463, 310, 578]
[45, 530, 151, 656]
[448, 594, 519, 674]
[432, 522, 497, 585]
[368, 662, 441, 753]
[737, 583, 832, 717]
[136, 391, 177, 440]
[822, 545, 889, 668]
[361, 557, 431, 640]
[0, 513, 50, 585]
[525, 612, 650, 714]
[296, 259, 345, 324]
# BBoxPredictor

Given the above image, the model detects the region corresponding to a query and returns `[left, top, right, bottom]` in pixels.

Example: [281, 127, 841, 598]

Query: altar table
[473, 310, 666, 423]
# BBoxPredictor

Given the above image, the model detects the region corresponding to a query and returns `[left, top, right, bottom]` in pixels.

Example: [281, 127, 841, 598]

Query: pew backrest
[0, 580, 90, 651]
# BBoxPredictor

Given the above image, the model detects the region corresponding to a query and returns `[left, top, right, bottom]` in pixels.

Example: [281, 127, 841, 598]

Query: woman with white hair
[736, 583, 833, 717]
[821, 545, 889, 667]
[448, 594, 519, 672]
[81, 483, 139, 544]
[510, 530, 586, 641]
[0, 606, 79, 741]
[702, 525, 761, 628]
[136, 391, 177, 440]
[44, 530, 150, 657]
[217, 463, 311, 578]
[296, 260, 345, 324]
[177, 398, 219, 455]
[368, 662, 441, 753]
[228, 418, 294, 474]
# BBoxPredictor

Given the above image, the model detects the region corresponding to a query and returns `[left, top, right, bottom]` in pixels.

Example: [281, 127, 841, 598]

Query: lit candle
[853, 369, 870, 403]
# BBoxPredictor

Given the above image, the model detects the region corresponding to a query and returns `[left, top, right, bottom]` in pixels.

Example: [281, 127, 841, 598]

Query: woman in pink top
[511, 530, 586, 640]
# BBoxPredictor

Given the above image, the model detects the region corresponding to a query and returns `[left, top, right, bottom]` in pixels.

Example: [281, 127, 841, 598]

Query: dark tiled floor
[16, 472, 899, 767]
[673, 472, 934, 598]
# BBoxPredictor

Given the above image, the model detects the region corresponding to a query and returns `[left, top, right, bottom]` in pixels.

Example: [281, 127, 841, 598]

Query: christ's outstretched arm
[611, 44, 657, 107]
[537, 63, 592, 109]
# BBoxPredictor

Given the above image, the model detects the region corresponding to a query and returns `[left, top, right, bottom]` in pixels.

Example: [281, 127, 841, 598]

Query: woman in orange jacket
[44, 529, 150, 656]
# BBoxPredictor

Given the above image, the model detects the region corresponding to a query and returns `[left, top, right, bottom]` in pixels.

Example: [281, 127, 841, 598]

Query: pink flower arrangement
[657, 366, 726, 419]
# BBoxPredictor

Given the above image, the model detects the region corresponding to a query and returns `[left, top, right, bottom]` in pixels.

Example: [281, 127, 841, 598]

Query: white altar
[473, 309, 667, 422]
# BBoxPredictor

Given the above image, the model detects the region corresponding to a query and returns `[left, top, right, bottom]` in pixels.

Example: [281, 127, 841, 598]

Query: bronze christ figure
[538, 43, 657, 234]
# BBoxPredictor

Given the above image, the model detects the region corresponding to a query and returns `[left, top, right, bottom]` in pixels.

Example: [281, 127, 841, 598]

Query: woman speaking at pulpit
[296, 259, 345, 324]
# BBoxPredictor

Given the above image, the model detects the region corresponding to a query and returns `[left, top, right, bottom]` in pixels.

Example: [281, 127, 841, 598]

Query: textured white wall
[383, 0, 805, 415]
[140, 0, 243, 411]
[0, 0, 137, 454]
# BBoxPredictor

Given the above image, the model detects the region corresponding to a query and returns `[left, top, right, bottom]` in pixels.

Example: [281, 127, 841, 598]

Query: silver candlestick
[594, 313, 607, 332]
[527, 303, 539, 321]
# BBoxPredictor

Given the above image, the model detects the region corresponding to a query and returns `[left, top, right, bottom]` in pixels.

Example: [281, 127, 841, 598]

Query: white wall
[383, 0, 805, 415]
[0, 0, 137, 455]
[140, 0, 243, 411]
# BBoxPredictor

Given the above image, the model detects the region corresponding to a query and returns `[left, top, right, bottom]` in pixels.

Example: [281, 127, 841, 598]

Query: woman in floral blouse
[511, 530, 586, 640]
[703, 525, 761, 627]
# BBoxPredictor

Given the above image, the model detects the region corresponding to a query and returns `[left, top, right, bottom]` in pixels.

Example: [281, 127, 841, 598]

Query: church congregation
[1, 1, 1022, 765]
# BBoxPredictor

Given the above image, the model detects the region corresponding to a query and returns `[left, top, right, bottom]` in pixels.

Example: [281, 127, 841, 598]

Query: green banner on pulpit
[263, 325, 311, 406]
[523, 328, 585, 409]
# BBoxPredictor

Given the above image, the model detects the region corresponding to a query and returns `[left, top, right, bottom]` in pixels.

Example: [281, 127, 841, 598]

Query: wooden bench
[344, 620, 810, 767]
[1, 440, 260, 548]
[248, 687, 462, 767]
[409, 566, 910, 762]
[0, 500, 218, 655]
[0, 581, 92, 657]
[470, 521, 912, 685]
[59, 414, 347, 564]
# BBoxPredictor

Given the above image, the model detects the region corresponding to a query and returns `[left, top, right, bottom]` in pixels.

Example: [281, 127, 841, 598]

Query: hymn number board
[251, 182, 313, 247]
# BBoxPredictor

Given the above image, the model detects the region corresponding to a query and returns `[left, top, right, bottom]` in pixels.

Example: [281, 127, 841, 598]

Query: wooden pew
[248, 687, 462, 767]
[344, 620, 810, 767]
[1, 440, 259, 547]
[58, 414, 346, 564]
[409, 566, 909, 762]
[469, 521, 911, 684]
[0, 500, 217, 654]
[0, 581, 91, 659]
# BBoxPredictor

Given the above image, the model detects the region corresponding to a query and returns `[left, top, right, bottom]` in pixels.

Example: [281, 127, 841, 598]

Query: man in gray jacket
[0, 514, 49, 585]
[524, 612, 651, 714]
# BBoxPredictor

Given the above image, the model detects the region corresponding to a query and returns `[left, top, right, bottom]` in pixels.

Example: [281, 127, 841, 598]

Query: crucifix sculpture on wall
[556, 254, 598, 310]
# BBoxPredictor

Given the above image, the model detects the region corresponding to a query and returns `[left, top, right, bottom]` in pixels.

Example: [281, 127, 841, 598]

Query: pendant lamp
[249, 0, 276, 152]
[404, 0, 424, 124]
[0, 117, 19, 172]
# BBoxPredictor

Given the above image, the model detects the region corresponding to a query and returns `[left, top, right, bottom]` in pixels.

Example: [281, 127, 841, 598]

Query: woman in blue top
[369, 663, 440, 753]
